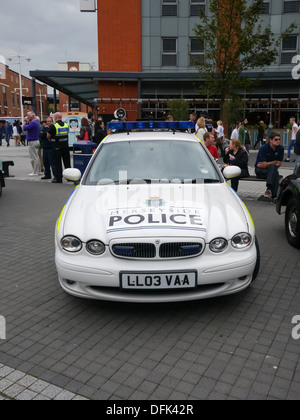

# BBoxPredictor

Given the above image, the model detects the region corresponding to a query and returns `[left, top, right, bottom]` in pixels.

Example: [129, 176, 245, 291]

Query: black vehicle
[276, 173, 300, 248]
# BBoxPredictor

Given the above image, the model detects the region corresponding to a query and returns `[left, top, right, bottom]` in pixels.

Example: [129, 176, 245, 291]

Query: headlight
[61, 236, 82, 252]
[232, 233, 252, 249]
[86, 240, 105, 255]
[209, 238, 228, 253]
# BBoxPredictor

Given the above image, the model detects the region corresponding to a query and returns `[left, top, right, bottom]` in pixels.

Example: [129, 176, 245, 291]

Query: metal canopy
[30, 70, 295, 108]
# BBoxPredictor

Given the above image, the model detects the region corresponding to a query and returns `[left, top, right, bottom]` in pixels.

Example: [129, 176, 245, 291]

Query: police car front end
[55, 122, 258, 302]
[55, 186, 257, 303]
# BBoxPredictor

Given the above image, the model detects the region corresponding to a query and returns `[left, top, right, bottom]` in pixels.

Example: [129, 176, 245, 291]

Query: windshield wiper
[116, 179, 154, 185]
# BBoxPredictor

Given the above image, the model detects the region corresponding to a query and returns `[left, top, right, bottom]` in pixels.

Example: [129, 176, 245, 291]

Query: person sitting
[203, 132, 219, 161]
[223, 138, 250, 192]
[255, 132, 284, 201]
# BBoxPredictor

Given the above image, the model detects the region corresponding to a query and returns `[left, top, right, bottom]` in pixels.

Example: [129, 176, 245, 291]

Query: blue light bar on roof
[107, 122, 124, 130]
[107, 121, 195, 131]
[179, 121, 195, 130]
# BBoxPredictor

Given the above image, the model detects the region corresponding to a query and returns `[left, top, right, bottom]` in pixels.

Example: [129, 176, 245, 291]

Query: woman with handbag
[76, 117, 92, 141]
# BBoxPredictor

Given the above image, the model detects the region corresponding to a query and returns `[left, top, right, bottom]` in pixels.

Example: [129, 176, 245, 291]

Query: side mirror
[223, 166, 242, 180]
[63, 168, 82, 182]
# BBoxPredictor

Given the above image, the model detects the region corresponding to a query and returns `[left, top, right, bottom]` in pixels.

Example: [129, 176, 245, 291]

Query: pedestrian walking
[254, 121, 265, 149]
[215, 120, 225, 156]
[23, 112, 41, 176]
[13, 122, 21, 147]
[285, 117, 299, 162]
[3, 121, 13, 147]
[239, 118, 251, 152]
[47, 112, 71, 183]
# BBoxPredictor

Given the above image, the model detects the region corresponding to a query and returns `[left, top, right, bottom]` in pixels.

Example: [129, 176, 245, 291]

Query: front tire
[252, 237, 260, 282]
[285, 198, 300, 249]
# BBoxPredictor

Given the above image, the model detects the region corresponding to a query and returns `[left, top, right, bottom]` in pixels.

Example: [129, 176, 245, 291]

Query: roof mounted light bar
[107, 121, 195, 132]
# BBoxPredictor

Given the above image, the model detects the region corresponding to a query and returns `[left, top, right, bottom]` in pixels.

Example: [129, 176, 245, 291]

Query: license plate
[120, 272, 197, 290]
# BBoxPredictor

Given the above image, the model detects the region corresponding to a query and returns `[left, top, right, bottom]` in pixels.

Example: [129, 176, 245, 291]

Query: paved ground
[0, 145, 300, 400]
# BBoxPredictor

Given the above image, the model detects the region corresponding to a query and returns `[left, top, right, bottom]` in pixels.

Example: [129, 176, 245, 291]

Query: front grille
[159, 242, 203, 258]
[112, 243, 156, 258]
[111, 241, 203, 259]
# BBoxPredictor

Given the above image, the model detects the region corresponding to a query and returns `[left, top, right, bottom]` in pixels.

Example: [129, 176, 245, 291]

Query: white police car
[55, 121, 260, 303]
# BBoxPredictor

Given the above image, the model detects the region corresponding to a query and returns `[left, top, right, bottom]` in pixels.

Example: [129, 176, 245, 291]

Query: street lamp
[37, 89, 47, 121]
[7, 55, 31, 123]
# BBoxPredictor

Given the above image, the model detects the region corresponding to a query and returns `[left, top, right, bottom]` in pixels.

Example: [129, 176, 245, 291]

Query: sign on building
[80, 0, 96, 12]
[22, 97, 33, 106]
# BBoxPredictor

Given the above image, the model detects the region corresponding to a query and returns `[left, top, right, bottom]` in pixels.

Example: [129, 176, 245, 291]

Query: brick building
[0, 64, 48, 121]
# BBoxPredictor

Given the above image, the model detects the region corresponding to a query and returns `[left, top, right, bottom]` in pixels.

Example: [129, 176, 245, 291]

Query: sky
[0, 0, 98, 79]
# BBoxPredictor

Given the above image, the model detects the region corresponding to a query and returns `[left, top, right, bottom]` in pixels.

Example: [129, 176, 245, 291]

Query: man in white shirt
[285, 117, 299, 162]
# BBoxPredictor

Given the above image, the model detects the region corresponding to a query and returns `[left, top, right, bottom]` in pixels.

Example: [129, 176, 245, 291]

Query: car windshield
[84, 139, 221, 185]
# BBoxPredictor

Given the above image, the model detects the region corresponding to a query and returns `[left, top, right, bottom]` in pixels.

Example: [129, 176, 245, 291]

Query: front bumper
[55, 244, 257, 303]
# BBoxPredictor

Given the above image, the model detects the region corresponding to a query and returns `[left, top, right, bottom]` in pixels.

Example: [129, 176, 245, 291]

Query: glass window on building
[261, 1, 270, 14]
[281, 35, 298, 64]
[2, 86, 7, 108]
[283, 1, 300, 13]
[190, 0, 206, 16]
[162, 0, 178, 17]
[190, 38, 204, 66]
[162, 38, 177, 66]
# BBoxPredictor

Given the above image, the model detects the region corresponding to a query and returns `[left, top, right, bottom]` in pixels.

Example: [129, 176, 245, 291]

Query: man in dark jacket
[40, 117, 57, 180]
[3, 121, 13, 147]
[255, 132, 284, 200]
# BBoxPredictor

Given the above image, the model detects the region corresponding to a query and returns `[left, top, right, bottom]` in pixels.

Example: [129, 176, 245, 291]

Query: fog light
[66, 280, 76, 285]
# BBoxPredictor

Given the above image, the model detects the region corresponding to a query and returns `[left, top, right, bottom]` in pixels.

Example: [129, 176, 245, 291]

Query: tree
[167, 98, 190, 121]
[192, 0, 296, 122]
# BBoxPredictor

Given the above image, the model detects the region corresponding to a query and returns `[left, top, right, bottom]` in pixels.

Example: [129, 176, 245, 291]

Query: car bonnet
[58, 182, 250, 244]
